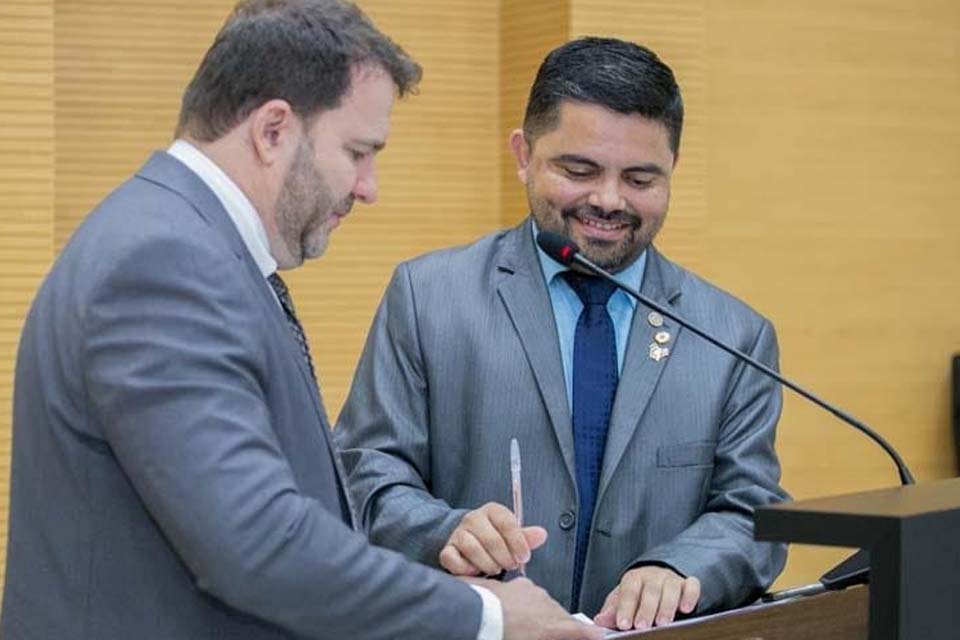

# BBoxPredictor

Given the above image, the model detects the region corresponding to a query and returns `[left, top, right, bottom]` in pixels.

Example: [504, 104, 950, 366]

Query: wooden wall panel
[0, 0, 54, 596]
[55, 0, 231, 250]
[499, 0, 569, 226]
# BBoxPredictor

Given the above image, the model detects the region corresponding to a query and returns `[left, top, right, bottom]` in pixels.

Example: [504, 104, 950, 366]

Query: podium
[755, 478, 960, 640]
[608, 587, 867, 639]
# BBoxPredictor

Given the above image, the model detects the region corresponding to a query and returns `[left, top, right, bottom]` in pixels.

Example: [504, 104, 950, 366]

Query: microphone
[536, 229, 914, 593]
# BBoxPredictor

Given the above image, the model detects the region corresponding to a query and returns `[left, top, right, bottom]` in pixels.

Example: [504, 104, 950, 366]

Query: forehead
[308, 66, 396, 139]
[534, 100, 674, 165]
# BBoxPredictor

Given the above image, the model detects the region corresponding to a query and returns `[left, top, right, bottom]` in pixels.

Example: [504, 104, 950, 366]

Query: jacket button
[559, 510, 576, 530]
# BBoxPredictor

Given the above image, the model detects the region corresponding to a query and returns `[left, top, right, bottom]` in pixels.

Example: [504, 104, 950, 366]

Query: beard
[527, 185, 663, 273]
[274, 139, 351, 266]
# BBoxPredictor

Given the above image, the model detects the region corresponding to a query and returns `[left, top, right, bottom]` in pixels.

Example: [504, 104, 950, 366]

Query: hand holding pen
[438, 438, 548, 577]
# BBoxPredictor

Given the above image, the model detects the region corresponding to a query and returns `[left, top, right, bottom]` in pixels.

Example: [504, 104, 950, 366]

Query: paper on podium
[572, 596, 802, 637]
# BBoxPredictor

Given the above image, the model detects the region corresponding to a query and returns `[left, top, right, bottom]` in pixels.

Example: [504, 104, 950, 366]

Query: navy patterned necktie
[267, 272, 317, 382]
[562, 271, 619, 608]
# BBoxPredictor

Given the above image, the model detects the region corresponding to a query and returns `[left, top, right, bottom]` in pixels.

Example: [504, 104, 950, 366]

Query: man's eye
[349, 149, 366, 161]
[562, 166, 594, 178]
[628, 176, 654, 188]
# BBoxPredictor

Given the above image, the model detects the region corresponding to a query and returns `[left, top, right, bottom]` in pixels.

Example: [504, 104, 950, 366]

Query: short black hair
[523, 37, 683, 156]
[176, 0, 422, 142]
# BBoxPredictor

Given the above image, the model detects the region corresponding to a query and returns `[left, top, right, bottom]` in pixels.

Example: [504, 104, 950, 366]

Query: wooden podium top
[605, 587, 867, 640]
[760, 477, 960, 518]
[755, 477, 960, 547]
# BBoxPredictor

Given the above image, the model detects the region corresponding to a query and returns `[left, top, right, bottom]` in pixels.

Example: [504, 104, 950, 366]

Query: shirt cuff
[470, 585, 504, 640]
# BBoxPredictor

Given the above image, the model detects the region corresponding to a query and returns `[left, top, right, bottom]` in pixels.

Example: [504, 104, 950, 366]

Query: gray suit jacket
[1, 152, 482, 640]
[337, 220, 788, 616]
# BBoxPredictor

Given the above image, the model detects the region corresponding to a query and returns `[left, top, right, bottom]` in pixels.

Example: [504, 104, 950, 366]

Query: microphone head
[536, 231, 580, 266]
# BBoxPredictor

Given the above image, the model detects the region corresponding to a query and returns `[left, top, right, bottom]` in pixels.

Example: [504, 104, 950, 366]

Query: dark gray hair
[176, 0, 422, 141]
[523, 37, 683, 156]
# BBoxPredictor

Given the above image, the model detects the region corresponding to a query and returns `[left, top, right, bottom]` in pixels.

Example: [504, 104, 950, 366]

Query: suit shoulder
[660, 253, 774, 333]
[398, 227, 514, 282]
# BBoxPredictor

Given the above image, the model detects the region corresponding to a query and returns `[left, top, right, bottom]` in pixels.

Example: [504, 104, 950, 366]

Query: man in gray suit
[0, 2, 602, 639]
[337, 37, 789, 633]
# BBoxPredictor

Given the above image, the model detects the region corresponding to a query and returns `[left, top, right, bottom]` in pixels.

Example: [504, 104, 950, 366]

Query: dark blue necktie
[562, 271, 619, 608]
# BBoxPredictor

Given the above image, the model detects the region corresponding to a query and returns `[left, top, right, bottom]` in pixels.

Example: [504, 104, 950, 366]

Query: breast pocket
[656, 441, 716, 468]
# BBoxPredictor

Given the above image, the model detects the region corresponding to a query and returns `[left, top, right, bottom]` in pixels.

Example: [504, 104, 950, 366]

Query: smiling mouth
[567, 209, 637, 235]
[577, 215, 627, 231]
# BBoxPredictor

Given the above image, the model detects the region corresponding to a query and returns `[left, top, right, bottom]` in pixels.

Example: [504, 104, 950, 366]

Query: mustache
[561, 205, 641, 229]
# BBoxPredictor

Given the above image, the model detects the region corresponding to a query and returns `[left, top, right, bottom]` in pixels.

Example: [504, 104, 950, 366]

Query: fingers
[521, 525, 548, 551]
[679, 577, 701, 614]
[653, 577, 682, 627]
[603, 567, 702, 631]
[442, 503, 537, 576]
[615, 573, 643, 630]
[450, 528, 503, 575]
[494, 577, 604, 640]
[627, 574, 679, 629]
[439, 543, 481, 576]
[486, 503, 534, 564]
[592, 586, 619, 628]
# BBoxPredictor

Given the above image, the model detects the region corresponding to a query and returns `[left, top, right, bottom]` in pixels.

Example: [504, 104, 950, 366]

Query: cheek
[536, 173, 592, 208]
[627, 184, 670, 217]
[316, 157, 355, 195]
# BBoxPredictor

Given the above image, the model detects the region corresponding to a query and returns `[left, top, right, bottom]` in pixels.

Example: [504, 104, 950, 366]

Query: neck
[183, 133, 276, 224]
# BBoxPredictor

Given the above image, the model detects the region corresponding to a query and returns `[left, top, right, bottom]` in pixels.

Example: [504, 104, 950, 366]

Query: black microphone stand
[536, 230, 915, 597]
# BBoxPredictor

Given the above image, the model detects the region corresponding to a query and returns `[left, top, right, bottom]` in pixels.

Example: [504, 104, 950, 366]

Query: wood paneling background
[0, 0, 54, 597]
[0, 0, 957, 600]
[499, 0, 568, 225]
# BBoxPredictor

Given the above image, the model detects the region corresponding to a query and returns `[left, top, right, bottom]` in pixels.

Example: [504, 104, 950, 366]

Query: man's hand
[440, 502, 547, 576]
[477, 577, 605, 640]
[593, 566, 700, 631]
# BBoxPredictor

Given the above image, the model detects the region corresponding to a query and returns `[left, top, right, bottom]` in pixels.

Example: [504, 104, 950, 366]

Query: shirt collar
[530, 218, 646, 307]
[167, 139, 277, 277]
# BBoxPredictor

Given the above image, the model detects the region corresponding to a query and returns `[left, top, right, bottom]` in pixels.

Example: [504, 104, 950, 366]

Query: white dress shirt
[166, 140, 503, 640]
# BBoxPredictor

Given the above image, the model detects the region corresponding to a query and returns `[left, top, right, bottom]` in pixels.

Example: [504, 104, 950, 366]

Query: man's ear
[249, 99, 299, 166]
[509, 129, 532, 184]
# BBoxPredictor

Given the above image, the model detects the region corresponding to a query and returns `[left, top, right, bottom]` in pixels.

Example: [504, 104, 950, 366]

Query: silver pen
[510, 437, 526, 576]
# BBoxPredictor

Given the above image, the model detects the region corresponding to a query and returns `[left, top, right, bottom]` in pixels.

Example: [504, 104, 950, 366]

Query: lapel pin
[654, 331, 671, 345]
[649, 343, 670, 362]
[647, 311, 664, 327]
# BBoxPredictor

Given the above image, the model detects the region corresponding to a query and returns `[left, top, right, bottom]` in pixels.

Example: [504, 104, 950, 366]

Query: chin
[302, 237, 330, 261]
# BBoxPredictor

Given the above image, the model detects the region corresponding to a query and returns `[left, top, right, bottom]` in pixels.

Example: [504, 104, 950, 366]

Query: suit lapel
[597, 248, 684, 501]
[496, 222, 577, 484]
[137, 152, 357, 529]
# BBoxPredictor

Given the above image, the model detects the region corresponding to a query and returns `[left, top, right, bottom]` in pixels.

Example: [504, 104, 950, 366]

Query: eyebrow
[552, 154, 666, 176]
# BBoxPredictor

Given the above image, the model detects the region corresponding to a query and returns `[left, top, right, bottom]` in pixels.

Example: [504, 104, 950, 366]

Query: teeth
[581, 217, 623, 231]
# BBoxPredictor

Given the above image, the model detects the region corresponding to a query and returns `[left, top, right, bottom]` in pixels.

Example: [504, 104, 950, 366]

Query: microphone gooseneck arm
[536, 230, 915, 486]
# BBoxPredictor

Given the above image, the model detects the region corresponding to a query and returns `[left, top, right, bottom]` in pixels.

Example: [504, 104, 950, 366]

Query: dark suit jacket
[1, 152, 482, 639]
[337, 220, 789, 616]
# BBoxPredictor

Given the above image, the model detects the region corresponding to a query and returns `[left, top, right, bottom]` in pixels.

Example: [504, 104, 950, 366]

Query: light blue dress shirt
[531, 220, 647, 411]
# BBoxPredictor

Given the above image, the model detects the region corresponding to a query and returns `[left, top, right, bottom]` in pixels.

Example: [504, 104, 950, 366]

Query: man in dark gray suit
[0, 2, 603, 639]
[337, 38, 789, 633]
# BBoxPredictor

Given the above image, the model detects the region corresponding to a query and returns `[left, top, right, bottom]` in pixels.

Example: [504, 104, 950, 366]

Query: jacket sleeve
[627, 319, 789, 612]
[336, 263, 469, 567]
[83, 234, 482, 640]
